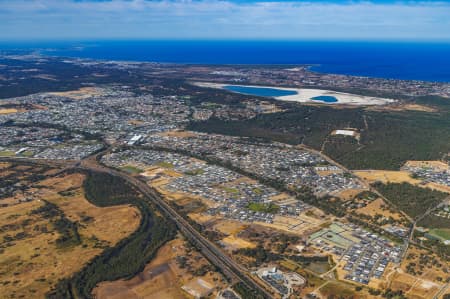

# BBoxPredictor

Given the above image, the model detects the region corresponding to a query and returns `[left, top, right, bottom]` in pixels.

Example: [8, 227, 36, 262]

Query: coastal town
[0, 55, 449, 299]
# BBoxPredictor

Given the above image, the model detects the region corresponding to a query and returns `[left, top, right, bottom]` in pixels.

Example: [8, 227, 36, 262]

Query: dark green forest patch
[47, 171, 176, 299]
[188, 103, 450, 170]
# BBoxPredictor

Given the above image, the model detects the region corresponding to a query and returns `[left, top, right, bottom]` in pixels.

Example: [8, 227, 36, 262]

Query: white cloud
[0, 0, 449, 40]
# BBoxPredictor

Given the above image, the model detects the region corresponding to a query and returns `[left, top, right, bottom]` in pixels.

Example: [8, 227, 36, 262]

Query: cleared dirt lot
[93, 235, 227, 299]
[0, 108, 19, 114]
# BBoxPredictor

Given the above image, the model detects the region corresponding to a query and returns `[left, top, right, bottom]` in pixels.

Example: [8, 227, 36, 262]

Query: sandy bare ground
[0, 108, 19, 114]
[194, 82, 395, 106]
[279, 88, 394, 106]
[221, 235, 256, 250]
[254, 212, 324, 235]
[93, 236, 226, 299]
[212, 218, 247, 235]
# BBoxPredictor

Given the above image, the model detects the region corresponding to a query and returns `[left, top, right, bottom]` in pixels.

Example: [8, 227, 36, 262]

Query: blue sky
[0, 0, 449, 41]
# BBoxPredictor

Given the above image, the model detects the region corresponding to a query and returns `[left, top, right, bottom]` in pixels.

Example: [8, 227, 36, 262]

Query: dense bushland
[47, 172, 176, 299]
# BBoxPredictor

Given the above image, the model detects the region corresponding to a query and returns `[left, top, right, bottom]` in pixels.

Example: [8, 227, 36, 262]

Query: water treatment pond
[310, 96, 339, 103]
[223, 85, 298, 97]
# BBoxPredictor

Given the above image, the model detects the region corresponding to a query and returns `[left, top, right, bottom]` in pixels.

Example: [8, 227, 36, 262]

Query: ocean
[2, 40, 450, 82]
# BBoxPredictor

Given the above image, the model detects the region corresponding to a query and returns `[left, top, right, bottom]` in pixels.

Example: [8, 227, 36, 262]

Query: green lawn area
[184, 168, 205, 175]
[0, 150, 15, 157]
[252, 187, 263, 195]
[156, 161, 174, 169]
[222, 186, 239, 194]
[202, 102, 222, 109]
[247, 202, 279, 214]
[428, 228, 450, 241]
[120, 165, 144, 174]
[306, 261, 332, 275]
[19, 151, 34, 157]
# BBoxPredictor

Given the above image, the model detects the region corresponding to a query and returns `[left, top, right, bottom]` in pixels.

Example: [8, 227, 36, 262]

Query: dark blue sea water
[2, 40, 450, 82]
[224, 85, 297, 97]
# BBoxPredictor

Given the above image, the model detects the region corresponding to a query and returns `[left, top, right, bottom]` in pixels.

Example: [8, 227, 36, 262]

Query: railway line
[1, 155, 275, 299]
[78, 158, 275, 299]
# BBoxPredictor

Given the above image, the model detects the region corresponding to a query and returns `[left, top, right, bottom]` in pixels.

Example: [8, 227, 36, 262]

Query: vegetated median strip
[47, 170, 177, 299]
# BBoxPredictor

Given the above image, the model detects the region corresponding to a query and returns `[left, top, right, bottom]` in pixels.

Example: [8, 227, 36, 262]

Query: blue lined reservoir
[223, 85, 298, 97]
[310, 96, 338, 103]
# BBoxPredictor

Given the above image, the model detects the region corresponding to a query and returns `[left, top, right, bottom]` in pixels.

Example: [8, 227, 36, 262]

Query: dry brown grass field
[0, 108, 19, 114]
[48, 87, 104, 100]
[0, 170, 140, 299]
[388, 271, 441, 299]
[337, 188, 367, 201]
[354, 170, 421, 184]
[93, 235, 227, 299]
[381, 245, 450, 299]
[220, 235, 256, 250]
[356, 198, 403, 221]
[160, 130, 198, 138]
[355, 168, 450, 195]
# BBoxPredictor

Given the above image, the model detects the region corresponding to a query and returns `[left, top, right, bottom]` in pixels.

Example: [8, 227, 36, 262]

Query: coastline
[25, 40, 450, 83]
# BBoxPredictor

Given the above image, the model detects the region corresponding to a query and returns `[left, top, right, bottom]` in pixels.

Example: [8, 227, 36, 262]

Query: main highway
[1, 154, 276, 299]
[80, 156, 275, 299]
